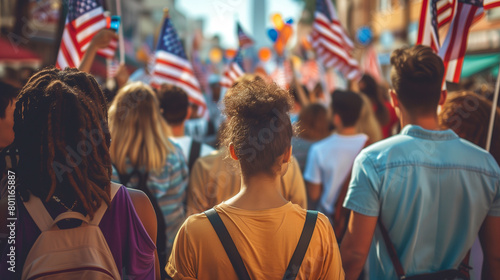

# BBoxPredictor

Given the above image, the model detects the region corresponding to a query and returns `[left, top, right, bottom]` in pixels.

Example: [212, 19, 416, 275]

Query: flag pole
[486, 64, 500, 151]
[116, 0, 125, 64]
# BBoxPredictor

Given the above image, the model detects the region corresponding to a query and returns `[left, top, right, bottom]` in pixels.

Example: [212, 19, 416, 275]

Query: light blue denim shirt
[344, 125, 500, 279]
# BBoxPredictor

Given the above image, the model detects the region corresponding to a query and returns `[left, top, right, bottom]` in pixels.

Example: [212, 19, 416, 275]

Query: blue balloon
[267, 28, 278, 42]
[285, 18, 294, 25]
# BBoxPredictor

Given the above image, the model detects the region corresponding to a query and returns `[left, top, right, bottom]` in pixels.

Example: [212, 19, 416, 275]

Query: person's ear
[282, 146, 292, 163]
[333, 113, 342, 127]
[389, 89, 399, 109]
[229, 143, 238, 160]
[186, 106, 192, 120]
[438, 90, 447, 106]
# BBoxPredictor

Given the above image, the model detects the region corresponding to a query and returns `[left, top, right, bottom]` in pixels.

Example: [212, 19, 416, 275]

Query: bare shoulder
[126, 188, 157, 242]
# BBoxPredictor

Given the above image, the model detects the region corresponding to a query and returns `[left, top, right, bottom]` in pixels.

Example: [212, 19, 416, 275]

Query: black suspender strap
[188, 140, 202, 171]
[283, 210, 318, 280]
[204, 208, 319, 280]
[204, 208, 251, 280]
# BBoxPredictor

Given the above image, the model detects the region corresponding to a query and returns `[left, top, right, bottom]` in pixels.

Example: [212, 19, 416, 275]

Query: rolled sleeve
[343, 152, 380, 217]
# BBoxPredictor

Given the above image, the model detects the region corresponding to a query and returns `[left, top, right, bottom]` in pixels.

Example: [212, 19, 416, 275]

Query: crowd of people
[0, 42, 499, 280]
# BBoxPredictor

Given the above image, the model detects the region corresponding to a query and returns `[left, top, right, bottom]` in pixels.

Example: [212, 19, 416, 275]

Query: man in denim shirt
[340, 45, 500, 280]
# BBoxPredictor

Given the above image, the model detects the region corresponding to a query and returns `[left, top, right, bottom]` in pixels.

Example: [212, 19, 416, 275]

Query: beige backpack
[21, 183, 122, 280]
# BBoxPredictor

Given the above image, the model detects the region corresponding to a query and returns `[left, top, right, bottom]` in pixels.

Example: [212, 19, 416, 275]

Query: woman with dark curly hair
[0, 68, 159, 279]
[167, 77, 344, 279]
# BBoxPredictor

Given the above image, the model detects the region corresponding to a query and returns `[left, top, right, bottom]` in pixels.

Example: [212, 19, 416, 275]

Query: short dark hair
[221, 78, 293, 177]
[156, 84, 189, 125]
[331, 90, 363, 127]
[390, 45, 444, 115]
[0, 81, 19, 118]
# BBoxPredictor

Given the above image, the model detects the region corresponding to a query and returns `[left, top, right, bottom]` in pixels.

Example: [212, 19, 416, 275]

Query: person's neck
[400, 113, 441, 131]
[171, 123, 185, 137]
[337, 126, 358, 136]
[225, 172, 288, 210]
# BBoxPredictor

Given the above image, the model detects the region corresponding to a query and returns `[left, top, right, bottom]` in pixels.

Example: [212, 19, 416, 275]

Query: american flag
[417, 0, 455, 52]
[311, 0, 360, 80]
[237, 22, 254, 49]
[271, 56, 293, 89]
[220, 49, 245, 88]
[301, 59, 320, 91]
[418, 0, 500, 83]
[151, 16, 206, 113]
[56, 0, 117, 69]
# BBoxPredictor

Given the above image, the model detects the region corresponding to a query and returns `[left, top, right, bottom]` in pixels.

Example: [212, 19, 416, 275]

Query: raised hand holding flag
[56, 0, 117, 69]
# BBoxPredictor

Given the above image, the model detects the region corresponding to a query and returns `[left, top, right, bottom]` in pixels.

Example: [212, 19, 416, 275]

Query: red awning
[0, 37, 42, 65]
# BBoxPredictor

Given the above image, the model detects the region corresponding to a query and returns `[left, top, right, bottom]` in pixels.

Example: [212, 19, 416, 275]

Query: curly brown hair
[439, 91, 500, 165]
[14, 67, 112, 218]
[221, 76, 294, 177]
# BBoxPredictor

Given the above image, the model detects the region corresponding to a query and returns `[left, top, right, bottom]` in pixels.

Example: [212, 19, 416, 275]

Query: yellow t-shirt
[167, 202, 344, 280]
[187, 149, 307, 216]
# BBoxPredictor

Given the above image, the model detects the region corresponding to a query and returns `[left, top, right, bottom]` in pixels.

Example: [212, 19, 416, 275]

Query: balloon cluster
[267, 13, 293, 56]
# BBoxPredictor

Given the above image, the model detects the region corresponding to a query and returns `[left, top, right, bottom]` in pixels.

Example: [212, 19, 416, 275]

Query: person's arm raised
[128, 188, 161, 280]
[79, 29, 118, 73]
[479, 215, 500, 280]
[340, 211, 377, 280]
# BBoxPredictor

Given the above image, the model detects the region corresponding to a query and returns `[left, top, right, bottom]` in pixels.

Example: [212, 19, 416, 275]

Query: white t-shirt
[170, 136, 215, 163]
[303, 133, 368, 215]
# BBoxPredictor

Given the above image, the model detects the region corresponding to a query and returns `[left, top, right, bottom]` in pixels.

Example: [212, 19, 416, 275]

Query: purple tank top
[0, 185, 156, 280]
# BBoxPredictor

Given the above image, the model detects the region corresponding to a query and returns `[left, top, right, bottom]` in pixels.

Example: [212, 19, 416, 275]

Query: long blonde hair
[108, 82, 175, 174]
[357, 93, 383, 143]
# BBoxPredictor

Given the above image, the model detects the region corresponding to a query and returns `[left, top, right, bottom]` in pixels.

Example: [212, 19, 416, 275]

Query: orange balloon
[258, 47, 272, 62]
[275, 39, 285, 56]
[281, 25, 293, 44]
[225, 49, 237, 59]
[272, 13, 284, 30]
[209, 48, 223, 64]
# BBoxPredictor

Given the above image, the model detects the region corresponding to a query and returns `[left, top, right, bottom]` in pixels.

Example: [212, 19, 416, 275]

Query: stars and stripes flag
[311, 0, 360, 80]
[151, 15, 206, 113]
[220, 50, 245, 88]
[418, 0, 500, 83]
[417, 0, 455, 52]
[271, 56, 293, 89]
[56, 0, 117, 69]
[237, 22, 254, 49]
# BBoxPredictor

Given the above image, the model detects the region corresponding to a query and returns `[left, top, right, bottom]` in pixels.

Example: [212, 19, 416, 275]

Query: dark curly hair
[221, 75, 294, 177]
[14, 67, 112, 218]
[390, 45, 444, 115]
[439, 91, 500, 165]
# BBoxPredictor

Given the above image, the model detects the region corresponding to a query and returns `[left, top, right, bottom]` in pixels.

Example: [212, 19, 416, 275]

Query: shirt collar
[400, 125, 459, 141]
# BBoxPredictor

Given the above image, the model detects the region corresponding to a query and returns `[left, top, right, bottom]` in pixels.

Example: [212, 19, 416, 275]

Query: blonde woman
[108, 82, 188, 278]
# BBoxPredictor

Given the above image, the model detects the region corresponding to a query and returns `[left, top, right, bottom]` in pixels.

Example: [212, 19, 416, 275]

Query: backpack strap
[378, 219, 406, 278]
[204, 208, 251, 280]
[188, 140, 202, 171]
[283, 210, 318, 280]
[24, 182, 122, 231]
[379, 217, 472, 279]
[89, 182, 121, 225]
[23, 194, 55, 232]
